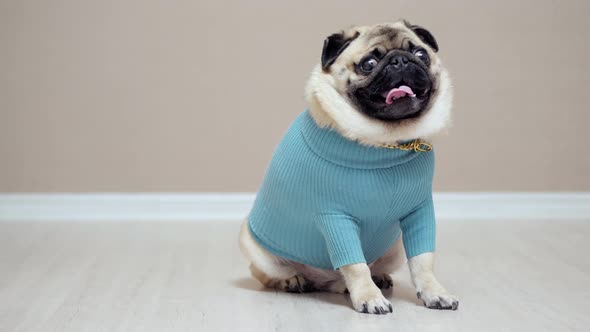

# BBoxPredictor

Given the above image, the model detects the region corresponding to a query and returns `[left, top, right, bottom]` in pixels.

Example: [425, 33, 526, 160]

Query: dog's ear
[409, 25, 439, 52]
[321, 31, 359, 71]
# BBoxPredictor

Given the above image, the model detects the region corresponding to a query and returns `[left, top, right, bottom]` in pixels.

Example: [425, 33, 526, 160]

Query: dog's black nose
[390, 54, 409, 69]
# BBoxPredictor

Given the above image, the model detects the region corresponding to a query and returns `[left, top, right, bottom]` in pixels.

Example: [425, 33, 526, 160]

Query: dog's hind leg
[369, 238, 406, 290]
[239, 219, 316, 293]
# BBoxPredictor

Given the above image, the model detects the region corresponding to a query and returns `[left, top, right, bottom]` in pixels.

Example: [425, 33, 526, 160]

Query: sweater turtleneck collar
[298, 110, 427, 169]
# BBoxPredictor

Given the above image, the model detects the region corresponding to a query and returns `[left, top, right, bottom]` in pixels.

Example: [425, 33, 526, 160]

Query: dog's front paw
[417, 290, 459, 310]
[350, 288, 393, 314]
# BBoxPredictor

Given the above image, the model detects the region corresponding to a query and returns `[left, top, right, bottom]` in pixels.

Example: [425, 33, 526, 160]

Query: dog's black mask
[347, 49, 434, 122]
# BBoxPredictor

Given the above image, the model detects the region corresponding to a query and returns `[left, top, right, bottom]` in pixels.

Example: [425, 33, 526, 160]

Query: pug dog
[239, 20, 457, 314]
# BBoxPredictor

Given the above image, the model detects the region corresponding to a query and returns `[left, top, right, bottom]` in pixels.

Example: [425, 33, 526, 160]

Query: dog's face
[305, 20, 452, 146]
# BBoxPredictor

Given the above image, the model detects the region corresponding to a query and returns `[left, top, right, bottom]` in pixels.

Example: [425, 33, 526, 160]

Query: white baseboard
[0, 192, 589, 222]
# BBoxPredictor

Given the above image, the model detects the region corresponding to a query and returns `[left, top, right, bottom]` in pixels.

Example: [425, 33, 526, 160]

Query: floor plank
[0, 220, 588, 332]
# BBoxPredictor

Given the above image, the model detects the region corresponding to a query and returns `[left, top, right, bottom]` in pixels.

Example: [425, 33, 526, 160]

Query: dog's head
[305, 20, 452, 146]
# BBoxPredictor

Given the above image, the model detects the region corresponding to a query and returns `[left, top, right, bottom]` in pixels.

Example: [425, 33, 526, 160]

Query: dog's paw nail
[355, 295, 392, 314]
[362, 303, 369, 313]
[425, 301, 442, 309]
[416, 291, 422, 299]
[421, 293, 459, 311]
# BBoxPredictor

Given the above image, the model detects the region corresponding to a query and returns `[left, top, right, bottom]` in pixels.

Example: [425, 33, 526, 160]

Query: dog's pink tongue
[385, 85, 416, 105]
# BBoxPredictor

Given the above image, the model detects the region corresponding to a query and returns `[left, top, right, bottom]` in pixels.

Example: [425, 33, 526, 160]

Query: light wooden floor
[0, 220, 588, 332]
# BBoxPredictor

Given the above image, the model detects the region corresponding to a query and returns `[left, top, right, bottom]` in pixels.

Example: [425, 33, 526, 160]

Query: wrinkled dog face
[306, 20, 452, 145]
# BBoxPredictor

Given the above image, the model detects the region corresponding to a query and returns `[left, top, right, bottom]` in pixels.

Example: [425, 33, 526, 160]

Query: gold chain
[380, 140, 432, 152]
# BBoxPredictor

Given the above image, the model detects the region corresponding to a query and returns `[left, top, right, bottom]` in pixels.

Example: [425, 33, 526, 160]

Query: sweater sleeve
[315, 214, 366, 270]
[399, 197, 436, 258]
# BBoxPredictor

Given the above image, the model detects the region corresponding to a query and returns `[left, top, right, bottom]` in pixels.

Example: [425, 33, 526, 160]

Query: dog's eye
[413, 48, 430, 63]
[359, 57, 378, 74]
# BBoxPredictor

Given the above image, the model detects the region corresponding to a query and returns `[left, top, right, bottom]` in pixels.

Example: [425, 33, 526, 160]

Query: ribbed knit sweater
[248, 110, 436, 270]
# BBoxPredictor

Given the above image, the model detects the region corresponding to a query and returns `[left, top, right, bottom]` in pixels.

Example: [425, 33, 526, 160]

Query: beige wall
[1, 0, 589, 192]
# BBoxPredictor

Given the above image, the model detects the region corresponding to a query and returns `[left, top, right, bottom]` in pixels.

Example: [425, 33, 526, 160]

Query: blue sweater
[248, 110, 436, 270]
